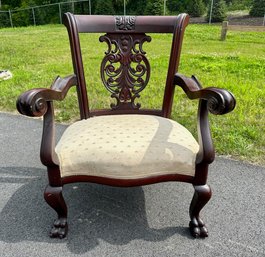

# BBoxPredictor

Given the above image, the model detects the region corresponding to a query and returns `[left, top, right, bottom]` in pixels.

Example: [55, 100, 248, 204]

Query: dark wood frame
[16, 13, 236, 239]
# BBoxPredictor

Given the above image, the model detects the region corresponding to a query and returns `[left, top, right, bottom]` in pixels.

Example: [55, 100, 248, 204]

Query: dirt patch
[190, 15, 265, 26]
[227, 15, 264, 26]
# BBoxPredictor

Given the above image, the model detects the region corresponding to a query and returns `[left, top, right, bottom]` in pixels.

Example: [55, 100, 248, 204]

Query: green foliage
[249, 0, 265, 17]
[225, 0, 252, 11]
[3, 0, 253, 22]
[145, 0, 164, 15]
[1, 0, 22, 8]
[224, 0, 251, 5]
[11, 9, 32, 27]
[113, 0, 129, 13]
[94, 0, 115, 15]
[11, 1, 34, 27]
[166, 0, 190, 14]
[0, 12, 10, 28]
[206, 0, 227, 22]
[187, 0, 205, 17]
[126, 0, 148, 15]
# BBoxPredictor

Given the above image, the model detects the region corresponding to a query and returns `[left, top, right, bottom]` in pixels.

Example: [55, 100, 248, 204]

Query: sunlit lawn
[0, 23, 264, 164]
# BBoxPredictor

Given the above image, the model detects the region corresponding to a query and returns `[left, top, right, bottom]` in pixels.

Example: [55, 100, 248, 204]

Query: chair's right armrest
[174, 73, 236, 167]
[17, 74, 77, 117]
[174, 73, 236, 115]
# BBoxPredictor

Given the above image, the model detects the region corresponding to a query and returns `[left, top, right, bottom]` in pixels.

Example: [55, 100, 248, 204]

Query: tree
[145, 0, 163, 15]
[249, 0, 265, 17]
[206, 0, 227, 22]
[126, 0, 148, 15]
[94, 0, 115, 15]
[225, 0, 252, 10]
[187, 0, 205, 17]
[166, 0, 189, 14]
[1, 0, 22, 8]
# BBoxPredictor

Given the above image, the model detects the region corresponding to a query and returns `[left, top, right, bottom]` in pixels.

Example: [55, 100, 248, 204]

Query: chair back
[63, 13, 189, 119]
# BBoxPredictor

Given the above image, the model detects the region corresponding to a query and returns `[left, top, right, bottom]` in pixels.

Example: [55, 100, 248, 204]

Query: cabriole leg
[189, 184, 212, 238]
[44, 185, 68, 239]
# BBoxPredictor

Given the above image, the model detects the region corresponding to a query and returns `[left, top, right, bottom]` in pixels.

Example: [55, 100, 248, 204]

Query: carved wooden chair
[16, 13, 236, 239]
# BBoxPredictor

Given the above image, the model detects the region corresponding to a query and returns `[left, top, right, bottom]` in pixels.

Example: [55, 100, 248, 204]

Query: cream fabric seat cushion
[55, 115, 199, 179]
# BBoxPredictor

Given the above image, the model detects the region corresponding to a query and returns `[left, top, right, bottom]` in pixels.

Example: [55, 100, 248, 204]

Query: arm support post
[174, 73, 236, 169]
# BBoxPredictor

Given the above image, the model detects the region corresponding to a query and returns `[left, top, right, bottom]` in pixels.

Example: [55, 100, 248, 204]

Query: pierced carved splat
[99, 33, 151, 110]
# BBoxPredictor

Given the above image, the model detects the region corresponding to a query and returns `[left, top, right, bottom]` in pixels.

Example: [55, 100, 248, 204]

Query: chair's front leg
[44, 184, 68, 239]
[40, 103, 68, 238]
[189, 184, 212, 238]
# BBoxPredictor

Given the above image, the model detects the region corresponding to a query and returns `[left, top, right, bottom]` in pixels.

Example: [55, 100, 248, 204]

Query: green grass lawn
[0, 24, 264, 165]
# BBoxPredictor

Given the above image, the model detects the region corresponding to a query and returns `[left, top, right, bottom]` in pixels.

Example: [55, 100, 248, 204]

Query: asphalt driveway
[0, 112, 264, 257]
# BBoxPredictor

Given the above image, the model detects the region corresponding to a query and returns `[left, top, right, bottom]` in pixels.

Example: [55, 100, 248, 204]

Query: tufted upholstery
[55, 115, 199, 179]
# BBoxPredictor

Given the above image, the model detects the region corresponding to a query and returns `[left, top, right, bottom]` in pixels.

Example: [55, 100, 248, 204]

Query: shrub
[166, 0, 190, 14]
[145, 0, 163, 15]
[94, 0, 115, 15]
[206, 0, 227, 22]
[187, 0, 205, 17]
[126, 0, 149, 15]
[249, 0, 265, 17]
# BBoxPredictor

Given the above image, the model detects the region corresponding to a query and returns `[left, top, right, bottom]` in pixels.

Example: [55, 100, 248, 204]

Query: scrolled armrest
[16, 74, 77, 117]
[174, 73, 236, 115]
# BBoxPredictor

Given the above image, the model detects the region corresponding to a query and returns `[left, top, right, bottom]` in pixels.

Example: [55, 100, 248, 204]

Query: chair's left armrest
[17, 74, 77, 117]
[174, 73, 236, 115]
[16, 74, 77, 167]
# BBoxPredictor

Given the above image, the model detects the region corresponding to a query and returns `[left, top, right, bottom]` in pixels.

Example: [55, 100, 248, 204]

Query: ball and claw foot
[49, 218, 68, 239]
[189, 217, 208, 238]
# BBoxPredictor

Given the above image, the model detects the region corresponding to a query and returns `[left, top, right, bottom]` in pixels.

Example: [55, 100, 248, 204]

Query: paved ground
[0, 112, 264, 257]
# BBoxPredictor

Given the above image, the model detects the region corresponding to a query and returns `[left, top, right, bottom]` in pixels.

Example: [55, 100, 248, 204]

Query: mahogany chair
[16, 13, 236, 239]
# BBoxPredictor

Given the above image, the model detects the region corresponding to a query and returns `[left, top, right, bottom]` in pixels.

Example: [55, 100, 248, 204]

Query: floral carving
[115, 16, 136, 31]
[99, 33, 151, 110]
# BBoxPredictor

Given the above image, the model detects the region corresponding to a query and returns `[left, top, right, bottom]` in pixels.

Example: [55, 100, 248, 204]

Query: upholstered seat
[55, 115, 199, 179]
